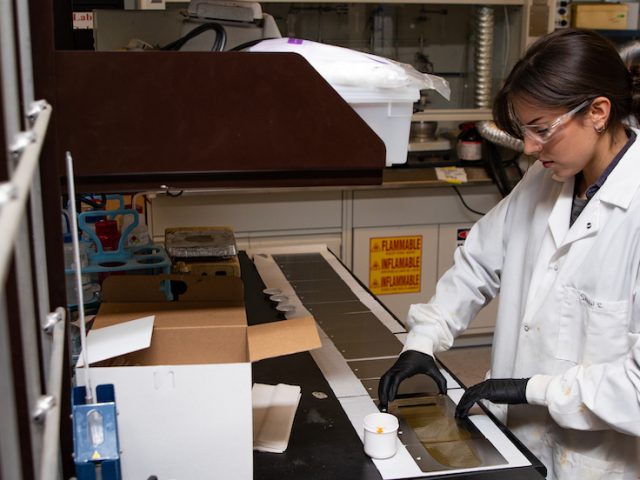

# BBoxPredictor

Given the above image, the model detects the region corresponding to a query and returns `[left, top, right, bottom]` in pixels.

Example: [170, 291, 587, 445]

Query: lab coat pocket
[558, 287, 629, 364]
[583, 298, 629, 364]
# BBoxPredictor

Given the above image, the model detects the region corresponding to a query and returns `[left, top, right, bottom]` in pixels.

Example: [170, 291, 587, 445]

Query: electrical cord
[451, 186, 487, 216]
[161, 22, 227, 52]
[452, 141, 525, 216]
[483, 140, 512, 197]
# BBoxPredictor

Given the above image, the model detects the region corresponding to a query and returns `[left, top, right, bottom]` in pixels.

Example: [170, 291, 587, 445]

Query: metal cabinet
[351, 185, 502, 344]
[352, 224, 440, 325]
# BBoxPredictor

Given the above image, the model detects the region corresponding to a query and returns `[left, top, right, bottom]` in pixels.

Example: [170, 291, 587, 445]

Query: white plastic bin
[334, 85, 419, 166]
[247, 38, 449, 167]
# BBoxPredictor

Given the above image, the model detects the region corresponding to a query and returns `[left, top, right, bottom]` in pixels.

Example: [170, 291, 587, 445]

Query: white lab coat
[403, 129, 640, 480]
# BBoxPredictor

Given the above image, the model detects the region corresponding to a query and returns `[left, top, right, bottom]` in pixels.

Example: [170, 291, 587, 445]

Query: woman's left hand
[455, 378, 530, 418]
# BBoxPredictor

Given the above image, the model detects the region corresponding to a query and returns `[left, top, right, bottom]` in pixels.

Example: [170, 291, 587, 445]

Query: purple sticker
[288, 38, 303, 45]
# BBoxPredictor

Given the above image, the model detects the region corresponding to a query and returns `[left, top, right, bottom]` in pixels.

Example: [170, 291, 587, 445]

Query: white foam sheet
[248, 245, 532, 478]
[252, 383, 301, 453]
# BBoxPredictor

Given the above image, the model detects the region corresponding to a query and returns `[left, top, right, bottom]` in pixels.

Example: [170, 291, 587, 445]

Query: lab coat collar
[562, 197, 600, 246]
[597, 127, 640, 210]
[548, 177, 574, 248]
[547, 128, 640, 248]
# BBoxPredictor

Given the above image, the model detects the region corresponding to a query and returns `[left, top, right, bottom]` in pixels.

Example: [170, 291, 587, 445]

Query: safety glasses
[516, 99, 591, 144]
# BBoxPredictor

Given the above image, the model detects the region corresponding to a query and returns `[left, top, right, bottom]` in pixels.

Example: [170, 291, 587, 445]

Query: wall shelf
[412, 108, 493, 123]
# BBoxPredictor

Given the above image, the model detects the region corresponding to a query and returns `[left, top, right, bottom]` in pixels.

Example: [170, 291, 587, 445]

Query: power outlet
[555, 0, 571, 28]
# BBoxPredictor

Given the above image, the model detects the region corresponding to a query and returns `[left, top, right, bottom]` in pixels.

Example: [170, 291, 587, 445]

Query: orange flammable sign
[369, 235, 422, 295]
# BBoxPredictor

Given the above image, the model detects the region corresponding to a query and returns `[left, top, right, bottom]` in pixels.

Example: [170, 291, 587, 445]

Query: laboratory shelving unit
[1, 1, 66, 479]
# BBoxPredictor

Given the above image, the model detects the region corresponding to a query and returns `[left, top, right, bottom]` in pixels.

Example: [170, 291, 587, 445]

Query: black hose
[161, 22, 227, 52]
[228, 38, 277, 51]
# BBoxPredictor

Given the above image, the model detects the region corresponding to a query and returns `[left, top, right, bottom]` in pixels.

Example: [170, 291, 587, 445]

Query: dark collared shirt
[570, 129, 637, 226]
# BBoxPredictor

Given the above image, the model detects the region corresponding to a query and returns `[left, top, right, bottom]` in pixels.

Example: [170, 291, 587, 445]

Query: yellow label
[91, 450, 102, 460]
[369, 235, 422, 295]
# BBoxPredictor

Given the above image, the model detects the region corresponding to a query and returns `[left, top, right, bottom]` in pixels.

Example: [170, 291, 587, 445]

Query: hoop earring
[594, 125, 605, 134]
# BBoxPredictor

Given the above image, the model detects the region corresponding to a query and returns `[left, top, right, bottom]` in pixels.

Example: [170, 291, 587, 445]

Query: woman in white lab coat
[378, 28, 640, 480]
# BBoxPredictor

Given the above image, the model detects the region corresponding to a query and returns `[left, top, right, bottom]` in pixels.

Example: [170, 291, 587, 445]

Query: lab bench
[241, 252, 546, 480]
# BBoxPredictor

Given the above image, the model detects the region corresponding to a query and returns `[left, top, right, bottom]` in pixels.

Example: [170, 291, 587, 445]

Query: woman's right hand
[378, 350, 447, 411]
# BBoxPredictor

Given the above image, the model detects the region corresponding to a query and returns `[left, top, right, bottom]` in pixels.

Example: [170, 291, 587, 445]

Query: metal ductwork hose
[476, 120, 524, 151]
[474, 6, 524, 152]
[474, 6, 494, 110]
[474, 34, 640, 152]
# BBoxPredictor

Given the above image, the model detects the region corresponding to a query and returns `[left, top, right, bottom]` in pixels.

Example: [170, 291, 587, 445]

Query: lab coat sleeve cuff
[526, 374, 553, 406]
[402, 331, 435, 357]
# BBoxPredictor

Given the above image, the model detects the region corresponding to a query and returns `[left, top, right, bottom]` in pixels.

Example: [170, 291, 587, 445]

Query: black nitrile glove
[378, 350, 447, 411]
[455, 378, 529, 419]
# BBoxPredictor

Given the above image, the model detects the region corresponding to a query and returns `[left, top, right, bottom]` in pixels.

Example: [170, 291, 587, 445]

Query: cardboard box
[571, 3, 629, 29]
[76, 274, 321, 479]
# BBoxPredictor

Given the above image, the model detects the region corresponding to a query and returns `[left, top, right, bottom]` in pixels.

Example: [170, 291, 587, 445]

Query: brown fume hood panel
[53, 51, 385, 192]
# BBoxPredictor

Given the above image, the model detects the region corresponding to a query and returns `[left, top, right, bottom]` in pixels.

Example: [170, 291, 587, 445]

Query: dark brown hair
[494, 29, 637, 138]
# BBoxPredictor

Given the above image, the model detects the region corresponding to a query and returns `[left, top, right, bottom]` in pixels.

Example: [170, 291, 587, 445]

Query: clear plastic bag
[248, 37, 450, 100]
